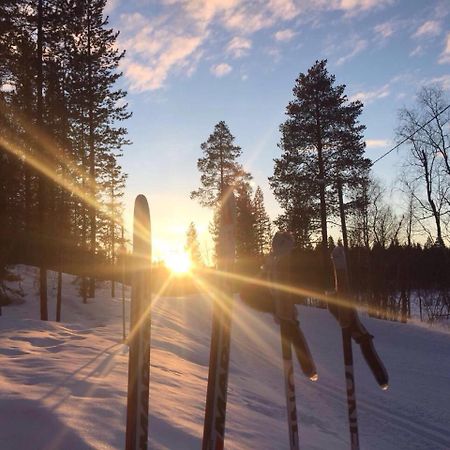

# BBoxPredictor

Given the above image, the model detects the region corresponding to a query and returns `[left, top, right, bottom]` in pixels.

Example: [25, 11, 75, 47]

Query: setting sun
[164, 252, 192, 275]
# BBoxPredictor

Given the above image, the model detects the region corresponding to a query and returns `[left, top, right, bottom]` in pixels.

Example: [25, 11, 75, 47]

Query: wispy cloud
[429, 75, 450, 90]
[366, 139, 390, 148]
[336, 39, 368, 66]
[117, 0, 397, 92]
[337, 0, 394, 16]
[210, 63, 233, 77]
[350, 84, 390, 104]
[412, 20, 442, 39]
[274, 28, 296, 42]
[226, 37, 252, 58]
[374, 21, 396, 39]
[409, 45, 423, 57]
[438, 33, 450, 64]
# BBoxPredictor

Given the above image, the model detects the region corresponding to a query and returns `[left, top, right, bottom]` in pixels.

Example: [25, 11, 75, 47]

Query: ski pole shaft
[342, 327, 359, 450]
[280, 320, 300, 450]
[202, 191, 236, 450]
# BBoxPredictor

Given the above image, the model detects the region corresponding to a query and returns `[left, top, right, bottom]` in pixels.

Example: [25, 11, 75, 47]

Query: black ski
[202, 191, 236, 450]
[125, 194, 152, 450]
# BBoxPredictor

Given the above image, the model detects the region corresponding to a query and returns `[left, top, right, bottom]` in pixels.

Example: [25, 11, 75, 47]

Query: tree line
[191, 60, 450, 321]
[0, 0, 129, 317]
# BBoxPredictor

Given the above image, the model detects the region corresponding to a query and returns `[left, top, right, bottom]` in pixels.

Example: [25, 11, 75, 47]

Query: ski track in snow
[0, 265, 449, 450]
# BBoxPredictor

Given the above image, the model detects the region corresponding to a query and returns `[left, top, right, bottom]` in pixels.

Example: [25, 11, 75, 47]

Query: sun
[164, 251, 192, 275]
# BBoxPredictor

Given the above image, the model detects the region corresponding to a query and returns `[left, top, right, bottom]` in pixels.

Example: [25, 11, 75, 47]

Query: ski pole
[331, 246, 359, 450]
[280, 320, 300, 450]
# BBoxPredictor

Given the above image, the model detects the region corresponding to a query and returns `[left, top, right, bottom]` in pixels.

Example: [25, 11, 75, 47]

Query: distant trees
[253, 186, 272, 256]
[0, 0, 130, 312]
[270, 60, 370, 278]
[185, 222, 202, 267]
[397, 86, 450, 246]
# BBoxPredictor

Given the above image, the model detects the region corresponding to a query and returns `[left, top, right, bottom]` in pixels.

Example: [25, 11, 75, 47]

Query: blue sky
[104, 0, 450, 262]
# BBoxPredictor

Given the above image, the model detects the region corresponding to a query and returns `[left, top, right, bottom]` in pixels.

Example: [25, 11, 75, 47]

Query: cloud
[429, 75, 450, 90]
[336, 39, 368, 65]
[412, 20, 442, 39]
[350, 84, 390, 103]
[438, 33, 450, 64]
[122, 31, 204, 91]
[104, 0, 119, 15]
[117, 0, 397, 92]
[210, 63, 232, 77]
[226, 37, 251, 58]
[409, 45, 423, 57]
[337, 0, 394, 15]
[366, 139, 390, 148]
[274, 28, 296, 42]
[374, 21, 395, 39]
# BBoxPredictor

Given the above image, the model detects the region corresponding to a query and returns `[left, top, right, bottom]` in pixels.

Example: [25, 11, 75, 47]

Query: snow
[1, 265, 450, 450]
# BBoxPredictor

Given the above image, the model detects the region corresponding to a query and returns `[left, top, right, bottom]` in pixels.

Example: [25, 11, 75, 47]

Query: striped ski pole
[331, 246, 359, 450]
[280, 320, 300, 450]
[125, 195, 152, 450]
[272, 232, 301, 450]
[202, 190, 236, 450]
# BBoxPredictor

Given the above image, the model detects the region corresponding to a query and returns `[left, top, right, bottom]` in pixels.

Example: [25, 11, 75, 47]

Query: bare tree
[397, 86, 450, 246]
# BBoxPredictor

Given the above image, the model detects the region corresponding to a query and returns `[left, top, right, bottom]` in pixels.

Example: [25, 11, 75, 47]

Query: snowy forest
[1, 1, 450, 324]
[1, 1, 450, 450]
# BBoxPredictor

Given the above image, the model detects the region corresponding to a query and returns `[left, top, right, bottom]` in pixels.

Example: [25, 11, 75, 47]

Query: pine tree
[67, 0, 130, 297]
[270, 60, 369, 282]
[191, 120, 251, 206]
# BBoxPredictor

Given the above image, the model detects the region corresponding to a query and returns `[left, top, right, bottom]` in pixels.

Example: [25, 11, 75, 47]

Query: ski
[202, 191, 236, 450]
[125, 194, 152, 450]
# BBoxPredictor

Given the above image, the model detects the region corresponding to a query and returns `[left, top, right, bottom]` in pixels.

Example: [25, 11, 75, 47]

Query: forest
[1, 0, 449, 324]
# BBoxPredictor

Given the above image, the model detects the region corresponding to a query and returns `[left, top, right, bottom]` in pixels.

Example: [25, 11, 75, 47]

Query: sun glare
[164, 252, 192, 275]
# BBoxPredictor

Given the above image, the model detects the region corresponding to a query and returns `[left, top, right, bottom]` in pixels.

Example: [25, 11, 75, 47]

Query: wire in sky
[372, 103, 450, 165]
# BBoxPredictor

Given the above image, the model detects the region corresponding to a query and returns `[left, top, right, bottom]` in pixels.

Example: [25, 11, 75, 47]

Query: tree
[252, 186, 271, 256]
[397, 86, 450, 246]
[235, 182, 258, 260]
[185, 222, 202, 266]
[191, 121, 251, 207]
[270, 60, 369, 278]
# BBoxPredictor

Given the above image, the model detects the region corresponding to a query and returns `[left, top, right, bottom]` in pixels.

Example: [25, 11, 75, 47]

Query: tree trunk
[87, 1, 96, 298]
[316, 132, 329, 288]
[37, 0, 48, 320]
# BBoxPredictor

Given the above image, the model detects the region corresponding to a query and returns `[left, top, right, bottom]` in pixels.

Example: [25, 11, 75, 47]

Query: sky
[103, 0, 450, 262]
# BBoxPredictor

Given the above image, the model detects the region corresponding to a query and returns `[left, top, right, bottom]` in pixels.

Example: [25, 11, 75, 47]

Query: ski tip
[380, 383, 389, 391]
[309, 373, 319, 382]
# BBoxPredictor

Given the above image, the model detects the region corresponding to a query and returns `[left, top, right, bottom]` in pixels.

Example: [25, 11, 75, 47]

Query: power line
[372, 103, 450, 165]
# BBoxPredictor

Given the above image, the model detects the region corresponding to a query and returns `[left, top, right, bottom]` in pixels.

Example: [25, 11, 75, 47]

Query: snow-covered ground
[1, 265, 449, 450]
